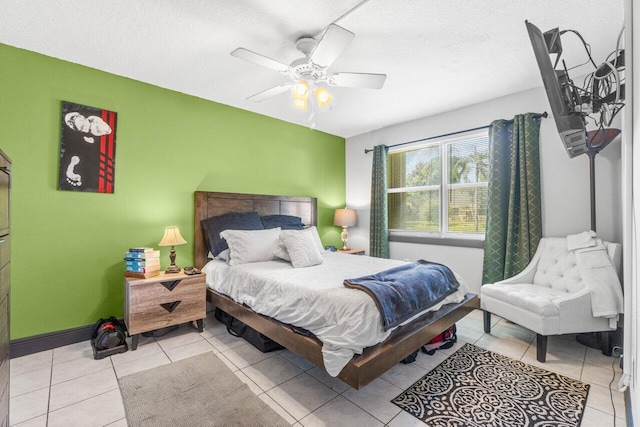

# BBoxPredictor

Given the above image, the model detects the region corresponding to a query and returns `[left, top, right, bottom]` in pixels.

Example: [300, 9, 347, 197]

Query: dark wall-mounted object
[526, 20, 587, 158]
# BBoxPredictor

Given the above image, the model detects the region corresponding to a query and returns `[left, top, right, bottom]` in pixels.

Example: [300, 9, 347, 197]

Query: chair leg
[483, 311, 491, 333]
[601, 331, 611, 356]
[536, 334, 547, 363]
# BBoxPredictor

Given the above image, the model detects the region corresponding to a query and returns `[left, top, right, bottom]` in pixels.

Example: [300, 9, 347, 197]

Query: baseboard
[10, 323, 96, 359]
[10, 311, 210, 359]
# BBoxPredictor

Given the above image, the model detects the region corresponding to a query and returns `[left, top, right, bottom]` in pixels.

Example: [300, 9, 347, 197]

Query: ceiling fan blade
[246, 84, 293, 102]
[327, 72, 387, 89]
[309, 24, 355, 69]
[231, 48, 292, 73]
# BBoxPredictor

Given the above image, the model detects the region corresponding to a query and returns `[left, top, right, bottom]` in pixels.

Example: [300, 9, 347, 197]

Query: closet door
[0, 151, 11, 427]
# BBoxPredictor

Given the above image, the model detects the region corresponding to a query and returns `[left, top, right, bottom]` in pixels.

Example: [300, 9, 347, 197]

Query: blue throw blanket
[344, 260, 460, 331]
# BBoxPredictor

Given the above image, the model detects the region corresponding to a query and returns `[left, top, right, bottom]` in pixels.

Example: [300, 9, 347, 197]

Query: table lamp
[334, 208, 357, 250]
[158, 226, 187, 273]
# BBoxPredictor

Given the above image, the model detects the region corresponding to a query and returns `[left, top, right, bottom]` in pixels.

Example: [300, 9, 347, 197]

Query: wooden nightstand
[124, 271, 206, 350]
[338, 248, 365, 255]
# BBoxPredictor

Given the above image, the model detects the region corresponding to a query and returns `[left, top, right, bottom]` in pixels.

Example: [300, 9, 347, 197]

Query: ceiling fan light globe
[315, 87, 333, 107]
[293, 99, 308, 110]
[292, 80, 309, 99]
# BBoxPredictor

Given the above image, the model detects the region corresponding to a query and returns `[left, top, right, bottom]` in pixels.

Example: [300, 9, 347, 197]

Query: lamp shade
[333, 208, 356, 227]
[158, 226, 187, 247]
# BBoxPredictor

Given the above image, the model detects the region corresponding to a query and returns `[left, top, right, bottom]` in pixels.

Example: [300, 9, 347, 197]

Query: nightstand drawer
[127, 297, 205, 335]
[128, 276, 203, 307]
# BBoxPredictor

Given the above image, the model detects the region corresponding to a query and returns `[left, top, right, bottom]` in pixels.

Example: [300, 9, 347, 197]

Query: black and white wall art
[59, 101, 117, 193]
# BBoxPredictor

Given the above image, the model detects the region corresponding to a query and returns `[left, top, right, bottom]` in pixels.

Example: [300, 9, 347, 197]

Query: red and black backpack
[401, 325, 457, 364]
[421, 324, 457, 355]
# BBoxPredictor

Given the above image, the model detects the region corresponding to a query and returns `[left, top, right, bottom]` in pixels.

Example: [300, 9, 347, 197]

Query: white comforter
[202, 252, 467, 376]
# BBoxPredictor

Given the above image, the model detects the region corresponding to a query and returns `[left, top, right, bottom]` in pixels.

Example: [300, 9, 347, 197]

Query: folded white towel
[567, 230, 597, 251]
[575, 241, 623, 320]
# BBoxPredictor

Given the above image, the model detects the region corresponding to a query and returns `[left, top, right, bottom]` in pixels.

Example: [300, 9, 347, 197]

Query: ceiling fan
[231, 24, 386, 110]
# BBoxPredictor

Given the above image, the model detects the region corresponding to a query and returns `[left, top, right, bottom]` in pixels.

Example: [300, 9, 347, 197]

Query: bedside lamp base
[340, 226, 350, 251]
[165, 246, 181, 274]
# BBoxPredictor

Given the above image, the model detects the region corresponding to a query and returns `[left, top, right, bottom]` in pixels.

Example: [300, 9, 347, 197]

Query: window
[387, 130, 489, 240]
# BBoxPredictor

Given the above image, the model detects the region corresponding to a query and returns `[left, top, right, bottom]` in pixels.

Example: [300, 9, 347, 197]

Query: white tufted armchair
[481, 237, 622, 362]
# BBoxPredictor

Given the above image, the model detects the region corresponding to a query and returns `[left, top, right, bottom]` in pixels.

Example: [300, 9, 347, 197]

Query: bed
[194, 191, 479, 389]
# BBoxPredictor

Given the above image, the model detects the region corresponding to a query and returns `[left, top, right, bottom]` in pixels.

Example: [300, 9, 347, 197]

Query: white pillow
[274, 240, 291, 262]
[280, 231, 323, 268]
[305, 226, 325, 252]
[220, 228, 281, 266]
[217, 249, 230, 262]
[275, 227, 325, 262]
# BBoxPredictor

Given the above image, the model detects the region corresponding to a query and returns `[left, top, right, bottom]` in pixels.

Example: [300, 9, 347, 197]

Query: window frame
[387, 129, 489, 245]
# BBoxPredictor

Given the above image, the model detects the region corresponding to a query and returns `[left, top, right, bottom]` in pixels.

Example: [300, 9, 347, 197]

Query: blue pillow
[201, 211, 264, 257]
[260, 214, 305, 230]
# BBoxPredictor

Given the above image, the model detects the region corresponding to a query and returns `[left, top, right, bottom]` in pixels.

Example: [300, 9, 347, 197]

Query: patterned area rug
[392, 343, 589, 426]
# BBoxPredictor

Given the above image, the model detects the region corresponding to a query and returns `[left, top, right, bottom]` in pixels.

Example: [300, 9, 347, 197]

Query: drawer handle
[160, 280, 181, 291]
[160, 301, 181, 313]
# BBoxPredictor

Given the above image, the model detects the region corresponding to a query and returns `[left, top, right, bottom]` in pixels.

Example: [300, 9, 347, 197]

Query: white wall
[346, 84, 622, 296]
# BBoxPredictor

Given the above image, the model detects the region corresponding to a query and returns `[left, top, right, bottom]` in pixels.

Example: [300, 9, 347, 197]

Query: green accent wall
[0, 44, 346, 339]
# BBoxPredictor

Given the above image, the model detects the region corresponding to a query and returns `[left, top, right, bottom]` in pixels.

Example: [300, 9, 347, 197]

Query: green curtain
[370, 145, 389, 258]
[482, 113, 542, 284]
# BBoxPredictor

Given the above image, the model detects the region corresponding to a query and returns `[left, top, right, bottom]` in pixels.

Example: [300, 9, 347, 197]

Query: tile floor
[9, 309, 626, 426]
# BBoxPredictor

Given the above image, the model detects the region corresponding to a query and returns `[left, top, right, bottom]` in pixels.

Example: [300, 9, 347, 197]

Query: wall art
[59, 101, 117, 193]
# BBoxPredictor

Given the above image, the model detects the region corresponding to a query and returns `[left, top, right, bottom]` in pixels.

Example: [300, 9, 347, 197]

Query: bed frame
[194, 191, 479, 389]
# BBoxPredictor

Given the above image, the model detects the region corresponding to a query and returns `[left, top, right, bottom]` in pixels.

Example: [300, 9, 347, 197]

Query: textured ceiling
[0, 0, 624, 138]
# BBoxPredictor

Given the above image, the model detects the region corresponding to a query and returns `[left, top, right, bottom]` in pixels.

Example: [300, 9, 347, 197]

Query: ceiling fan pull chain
[308, 103, 317, 129]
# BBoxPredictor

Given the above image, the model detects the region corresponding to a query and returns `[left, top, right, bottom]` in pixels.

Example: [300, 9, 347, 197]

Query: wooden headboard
[194, 191, 318, 268]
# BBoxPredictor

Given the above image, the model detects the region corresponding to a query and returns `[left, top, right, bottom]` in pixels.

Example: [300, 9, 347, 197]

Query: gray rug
[119, 352, 289, 427]
[392, 343, 590, 426]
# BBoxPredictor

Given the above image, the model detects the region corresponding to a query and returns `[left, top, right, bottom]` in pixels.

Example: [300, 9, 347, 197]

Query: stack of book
[124, 247, 161, 278]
